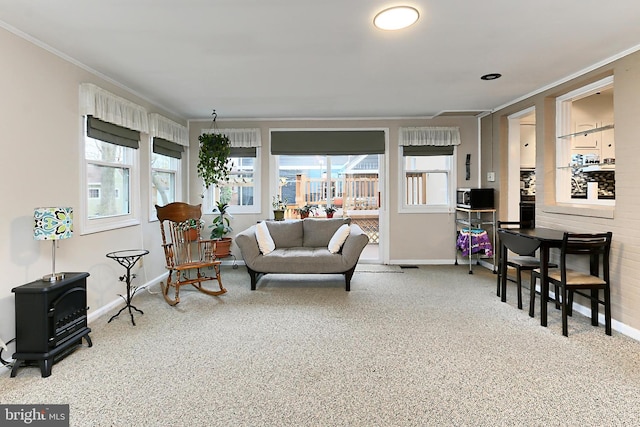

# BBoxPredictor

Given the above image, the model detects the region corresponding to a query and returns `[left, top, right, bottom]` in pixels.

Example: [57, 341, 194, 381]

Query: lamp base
[43, 272, 65, 282]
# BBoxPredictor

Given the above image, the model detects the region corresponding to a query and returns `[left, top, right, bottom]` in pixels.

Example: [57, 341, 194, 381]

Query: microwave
[456, 188, 494, 209]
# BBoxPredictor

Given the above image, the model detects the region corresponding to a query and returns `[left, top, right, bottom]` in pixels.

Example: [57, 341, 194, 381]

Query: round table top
[106, 249, 149, 260]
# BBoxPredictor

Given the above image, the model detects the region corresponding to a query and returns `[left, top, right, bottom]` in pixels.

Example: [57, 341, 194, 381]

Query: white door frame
[507, 107, 535, 222]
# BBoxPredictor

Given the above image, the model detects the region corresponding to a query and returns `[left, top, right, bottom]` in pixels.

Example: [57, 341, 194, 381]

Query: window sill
[542, 203, 614, 219]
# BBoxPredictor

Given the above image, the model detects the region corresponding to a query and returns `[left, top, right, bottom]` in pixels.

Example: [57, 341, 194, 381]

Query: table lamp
[34, 207, 73, 281]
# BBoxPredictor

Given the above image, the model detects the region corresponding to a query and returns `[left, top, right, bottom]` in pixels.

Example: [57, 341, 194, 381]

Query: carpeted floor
[2, 265, 640, 426]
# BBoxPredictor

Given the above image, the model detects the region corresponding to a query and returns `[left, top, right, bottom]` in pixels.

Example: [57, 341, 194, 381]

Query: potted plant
[177, 218, 204, 242]
[272, 196, 288, 221]
[197, 132, 232, 191]
[209, 201, 233, 257]
[296, 204, 316, 219]
[324, 206, 337, 218]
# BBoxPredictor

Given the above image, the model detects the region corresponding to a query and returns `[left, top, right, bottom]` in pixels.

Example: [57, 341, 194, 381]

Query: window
[555, 76, 614, 206]
[401, 149, 453, 210]
[82, 116, 139, 233]
[203, 128, 261, 214]
[205, 148, 259, 213]
[398, 127, 459, 212]
[79, 84, 147, 234]
[151, 151, 179, 207]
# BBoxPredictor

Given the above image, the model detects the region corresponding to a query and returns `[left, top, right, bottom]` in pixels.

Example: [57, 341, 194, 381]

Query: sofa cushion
[256, 221, 275, 254]
[266, 220, 303, 248]
[328, 224, 351, 253]
[302, 217, 351, 247]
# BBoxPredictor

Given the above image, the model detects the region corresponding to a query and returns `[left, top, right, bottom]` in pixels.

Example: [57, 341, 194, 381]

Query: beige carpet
[2, 265, 640, 426]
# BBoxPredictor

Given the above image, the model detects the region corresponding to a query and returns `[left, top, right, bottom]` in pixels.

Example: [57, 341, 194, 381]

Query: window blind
[87, 116, 140, 149]
[271, 130, 385, 155]
[153, 137, 184, 159]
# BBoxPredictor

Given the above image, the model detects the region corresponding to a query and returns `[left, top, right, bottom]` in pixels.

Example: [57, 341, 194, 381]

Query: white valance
[202, 128, 261, 147]
[149, 113, 188, 146]
[79, 83, 149, 133]
[399, 127, 461, 146]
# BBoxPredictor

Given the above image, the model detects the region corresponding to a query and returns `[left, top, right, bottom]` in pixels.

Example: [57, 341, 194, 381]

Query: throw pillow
[256, 221, 275, 254]
[328, 224, 351, 254]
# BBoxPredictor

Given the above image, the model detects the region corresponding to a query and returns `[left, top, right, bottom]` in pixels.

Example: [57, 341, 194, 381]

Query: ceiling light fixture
[374, 6, 419, 30]
[481, 73, 502, 81]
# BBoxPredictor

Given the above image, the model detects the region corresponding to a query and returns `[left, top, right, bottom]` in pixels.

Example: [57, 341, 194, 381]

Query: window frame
[398, 145, 456, 213]
[79, 116, 141, 235]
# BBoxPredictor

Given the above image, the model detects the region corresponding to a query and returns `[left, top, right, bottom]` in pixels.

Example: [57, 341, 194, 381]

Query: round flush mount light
[374, 6, 420, 30]
[481, 73, 502, 81]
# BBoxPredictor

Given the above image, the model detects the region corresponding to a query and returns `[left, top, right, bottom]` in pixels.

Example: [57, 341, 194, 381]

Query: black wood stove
[11, 272, 92, 377]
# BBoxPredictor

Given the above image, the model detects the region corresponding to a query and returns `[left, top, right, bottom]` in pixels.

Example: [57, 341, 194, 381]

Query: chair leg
[516, 268, 523, 310]
[560, 284, 569, 337]
[604, 286, 612, 336]
[529, 272, 537, 318]
[568, 290, 574, 316]
[590, 288, 599, 327]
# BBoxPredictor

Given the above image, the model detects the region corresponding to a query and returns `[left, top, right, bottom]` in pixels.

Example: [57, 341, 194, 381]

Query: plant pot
[273, 210, 285, 221]
[183, 228, 199, 242]
[300, 212, 310, 219]
[214, 237, 233, 258]
[326, 212, 334, 218]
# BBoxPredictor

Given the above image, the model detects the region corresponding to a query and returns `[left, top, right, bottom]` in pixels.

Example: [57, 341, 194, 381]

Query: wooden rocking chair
[156, 202, 227, 306]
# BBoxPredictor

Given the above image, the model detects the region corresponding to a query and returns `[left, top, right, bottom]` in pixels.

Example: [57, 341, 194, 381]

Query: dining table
[497, 227, 565, 327]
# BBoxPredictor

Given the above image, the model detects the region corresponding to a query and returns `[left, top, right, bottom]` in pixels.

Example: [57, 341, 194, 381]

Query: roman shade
[230, 147, 257, 157]
[153, 137, 184, 159]
[402, 145, 454, 156]
[270, 130, 385, 155]
[87, 115, 140, 149]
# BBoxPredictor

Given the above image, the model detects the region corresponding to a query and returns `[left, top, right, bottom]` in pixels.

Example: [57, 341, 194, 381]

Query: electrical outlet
[487, 172, 496, 182]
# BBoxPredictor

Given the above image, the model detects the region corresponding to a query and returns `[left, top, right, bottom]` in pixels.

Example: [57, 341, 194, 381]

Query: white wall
[0, 28, 186, 343]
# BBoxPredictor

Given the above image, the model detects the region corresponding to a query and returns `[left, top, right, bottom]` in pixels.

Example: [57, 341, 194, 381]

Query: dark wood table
[497, 227, 565, 327]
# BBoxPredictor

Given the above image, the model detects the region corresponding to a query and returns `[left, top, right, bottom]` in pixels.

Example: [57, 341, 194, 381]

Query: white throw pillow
[256, 221, 275, 254]
[328, 224, 351, 254]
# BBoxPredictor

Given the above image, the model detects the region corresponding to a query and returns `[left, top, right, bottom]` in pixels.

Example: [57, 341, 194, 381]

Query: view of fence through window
[277, 154, 380, 244]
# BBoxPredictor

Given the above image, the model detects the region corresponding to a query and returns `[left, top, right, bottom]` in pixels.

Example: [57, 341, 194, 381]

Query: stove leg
[39, 358, 53, 377]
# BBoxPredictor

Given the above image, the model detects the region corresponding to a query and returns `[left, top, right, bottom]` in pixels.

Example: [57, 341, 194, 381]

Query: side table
[106, 249, 149, 326]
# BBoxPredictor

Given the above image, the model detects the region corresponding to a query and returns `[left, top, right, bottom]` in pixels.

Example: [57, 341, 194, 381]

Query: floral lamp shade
[34, 207, 73, 240]
[34, 207, 73, 281]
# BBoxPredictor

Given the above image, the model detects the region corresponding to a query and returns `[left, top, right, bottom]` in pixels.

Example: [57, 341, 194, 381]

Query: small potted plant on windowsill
[272, 196, 288, 221]
[177, 218, 204, 242]
[296, 204, 316, 219]
[324, 206, 337, 218]
[209, 201, 233, 257]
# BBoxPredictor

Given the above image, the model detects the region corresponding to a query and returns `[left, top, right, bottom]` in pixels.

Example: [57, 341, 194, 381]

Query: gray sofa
[235, 218, 369, 291]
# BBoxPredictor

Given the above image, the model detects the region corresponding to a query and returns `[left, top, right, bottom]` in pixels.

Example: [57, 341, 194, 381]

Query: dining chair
[530, 232, 612, 337]
[496, 221, 556, 309]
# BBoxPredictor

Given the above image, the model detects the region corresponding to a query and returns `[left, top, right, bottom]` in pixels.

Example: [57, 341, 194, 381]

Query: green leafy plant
[272, 196, 288, 211]
[176, 218, 204, 231]
[324, 206, 337, 214]
[197, 133, 232, 189]
[296, 204, 316, 217]
[209, 201, 233, 239]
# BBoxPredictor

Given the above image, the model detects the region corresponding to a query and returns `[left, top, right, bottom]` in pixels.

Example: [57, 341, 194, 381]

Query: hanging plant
[197, 132, 232, 189]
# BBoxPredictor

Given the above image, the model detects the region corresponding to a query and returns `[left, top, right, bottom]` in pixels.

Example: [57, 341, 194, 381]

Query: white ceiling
[2, 0, 640, 120]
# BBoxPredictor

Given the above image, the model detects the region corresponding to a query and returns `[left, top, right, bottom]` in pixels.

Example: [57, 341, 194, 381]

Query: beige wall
[0, 28, 186, 341]
[484, 50, 640, 334]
